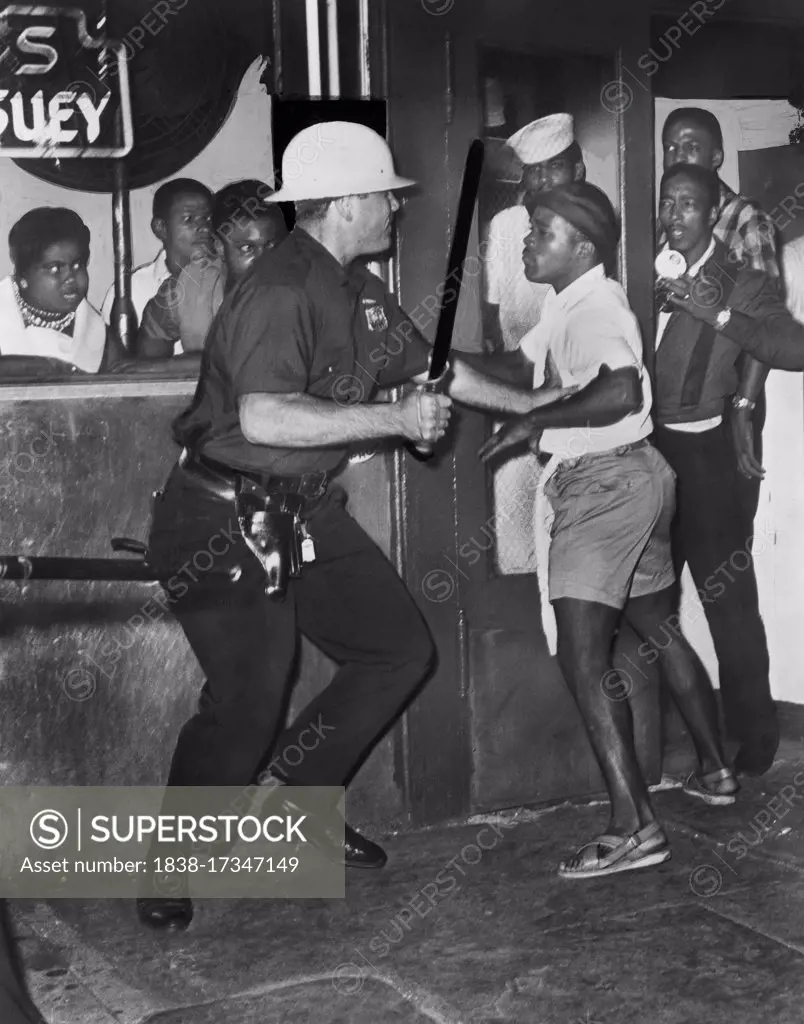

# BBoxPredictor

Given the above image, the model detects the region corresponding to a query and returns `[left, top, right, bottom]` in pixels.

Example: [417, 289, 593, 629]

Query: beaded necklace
[12, 278, 77, 333]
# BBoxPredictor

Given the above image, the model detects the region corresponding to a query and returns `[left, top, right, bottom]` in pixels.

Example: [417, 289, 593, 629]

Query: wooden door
[386, 0, 660, 823]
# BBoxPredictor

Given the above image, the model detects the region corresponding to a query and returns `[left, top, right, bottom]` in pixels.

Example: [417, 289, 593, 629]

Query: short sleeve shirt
[519, 264, 652, 457]
[137, 259, 225, 354]
[174, 229, 432, 475]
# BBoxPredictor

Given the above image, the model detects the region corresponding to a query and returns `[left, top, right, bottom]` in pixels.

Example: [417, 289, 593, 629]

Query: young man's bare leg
[553, 596, 654, 841]
[622, 586, 730, 779]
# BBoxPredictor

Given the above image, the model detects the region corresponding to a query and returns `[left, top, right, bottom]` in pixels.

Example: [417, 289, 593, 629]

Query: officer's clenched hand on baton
[406, 387, 452, 445]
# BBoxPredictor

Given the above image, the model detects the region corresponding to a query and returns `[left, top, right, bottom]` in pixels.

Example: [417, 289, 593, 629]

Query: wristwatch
[713, 306, 733, 332]
[732, 394, 756, 412]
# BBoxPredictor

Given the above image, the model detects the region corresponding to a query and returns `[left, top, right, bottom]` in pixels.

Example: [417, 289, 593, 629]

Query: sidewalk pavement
[10, 734, 804, 1023]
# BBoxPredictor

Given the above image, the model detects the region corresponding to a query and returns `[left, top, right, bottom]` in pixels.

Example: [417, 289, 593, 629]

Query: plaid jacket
[715, 182, 780, 280]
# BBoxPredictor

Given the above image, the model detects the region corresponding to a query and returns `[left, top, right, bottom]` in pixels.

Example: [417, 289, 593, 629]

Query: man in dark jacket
[654, 162, 784, 777]
[667, 242, 804, 373]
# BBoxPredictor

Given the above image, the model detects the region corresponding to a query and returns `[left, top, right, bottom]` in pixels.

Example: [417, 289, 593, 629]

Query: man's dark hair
[294, 198, 335, 225]
[662, 107, 724, 151]
[9, 207, 90, 275]
[212, 179, 284, 234]
[661, 162, 721, 212]
[152, 178, 212, 221]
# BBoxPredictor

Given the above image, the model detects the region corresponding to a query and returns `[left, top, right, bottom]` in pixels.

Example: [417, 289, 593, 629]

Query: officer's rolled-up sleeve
[228, 285, 314, 397]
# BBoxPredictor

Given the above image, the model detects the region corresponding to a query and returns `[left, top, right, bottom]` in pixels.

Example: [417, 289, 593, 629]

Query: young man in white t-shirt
[483, 113, 585, 354]
[482, 181, 736, 880]
[483, 113, 586, 573]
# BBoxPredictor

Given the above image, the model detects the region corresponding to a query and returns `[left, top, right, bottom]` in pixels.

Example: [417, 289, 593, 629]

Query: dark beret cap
[524, 182, 620, 262]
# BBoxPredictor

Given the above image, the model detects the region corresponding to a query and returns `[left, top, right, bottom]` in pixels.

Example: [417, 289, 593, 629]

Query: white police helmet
[266, 121, 416, 202]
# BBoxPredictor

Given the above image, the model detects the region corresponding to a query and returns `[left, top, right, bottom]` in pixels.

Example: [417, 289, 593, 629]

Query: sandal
[682, 767, 738, 806]
[558, 821, 671, 880]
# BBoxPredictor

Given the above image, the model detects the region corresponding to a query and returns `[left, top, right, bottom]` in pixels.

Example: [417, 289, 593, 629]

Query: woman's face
[20, 240, 89, 314]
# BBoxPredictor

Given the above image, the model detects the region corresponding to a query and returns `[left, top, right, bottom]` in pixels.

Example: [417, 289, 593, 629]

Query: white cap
[266, 121, 417, 202]
[507, 113, 575, 166]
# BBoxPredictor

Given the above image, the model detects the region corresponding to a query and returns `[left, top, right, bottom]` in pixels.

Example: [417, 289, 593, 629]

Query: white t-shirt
[483, 204, 553, 354]
[101, 250, 171, 326]
[520, 264, 653, 457]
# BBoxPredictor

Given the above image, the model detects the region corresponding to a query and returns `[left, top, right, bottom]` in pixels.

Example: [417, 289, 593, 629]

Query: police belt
[178, 449, 326, 598]
[178, 449, 329, 507]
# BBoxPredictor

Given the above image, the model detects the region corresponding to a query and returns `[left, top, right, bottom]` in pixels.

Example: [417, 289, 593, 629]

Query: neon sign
[0, 5, 133, 157]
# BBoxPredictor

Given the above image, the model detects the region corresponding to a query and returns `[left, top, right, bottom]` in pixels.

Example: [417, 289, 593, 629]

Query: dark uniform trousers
[654, 422, 775, 744]
[148, 462, 436, 791]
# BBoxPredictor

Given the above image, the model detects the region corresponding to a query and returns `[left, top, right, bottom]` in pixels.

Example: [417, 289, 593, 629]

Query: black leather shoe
[292, 812, 387, 868]
[275, 790, 387, 869]
[344, 824, 387, 869]
[136, 897, 193, 931]
[734, 731, 779, 777]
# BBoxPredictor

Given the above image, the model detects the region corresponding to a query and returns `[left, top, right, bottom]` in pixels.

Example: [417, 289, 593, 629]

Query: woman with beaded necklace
[0, 207, 123, 378]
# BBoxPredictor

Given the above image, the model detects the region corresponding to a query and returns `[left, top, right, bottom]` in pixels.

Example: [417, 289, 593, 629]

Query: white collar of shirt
[147, 249, 170, 283]
[102, 249, 171, 324]
[545, 263, 607, 316]
[685, 237, 716, 279]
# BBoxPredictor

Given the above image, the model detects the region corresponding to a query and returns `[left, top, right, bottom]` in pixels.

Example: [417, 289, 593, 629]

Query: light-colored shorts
[544, 439, 676, 608]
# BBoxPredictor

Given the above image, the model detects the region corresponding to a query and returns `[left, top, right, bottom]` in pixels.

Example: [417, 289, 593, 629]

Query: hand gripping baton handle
[412, 373, 447, 457]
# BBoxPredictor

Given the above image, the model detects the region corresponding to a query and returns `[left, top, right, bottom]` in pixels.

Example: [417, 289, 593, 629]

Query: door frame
[385, 0, 655, 826]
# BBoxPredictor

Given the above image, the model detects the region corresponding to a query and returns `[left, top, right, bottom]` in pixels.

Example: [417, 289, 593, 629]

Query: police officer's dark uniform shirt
[175, 228, 432, 476]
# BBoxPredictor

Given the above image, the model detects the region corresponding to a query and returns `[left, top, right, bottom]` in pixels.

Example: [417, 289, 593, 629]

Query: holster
[235, 477, 307, 600]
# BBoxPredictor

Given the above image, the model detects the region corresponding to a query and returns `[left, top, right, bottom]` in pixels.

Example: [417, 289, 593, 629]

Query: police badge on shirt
[363, 299, 389, 332]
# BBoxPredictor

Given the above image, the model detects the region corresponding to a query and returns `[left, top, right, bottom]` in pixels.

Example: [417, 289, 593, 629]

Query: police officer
[138, 121, 572, 930]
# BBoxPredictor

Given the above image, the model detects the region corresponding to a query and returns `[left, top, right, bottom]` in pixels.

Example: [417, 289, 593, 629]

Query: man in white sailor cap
[483, 112, 585, 355]
[483, 113, 585, 574]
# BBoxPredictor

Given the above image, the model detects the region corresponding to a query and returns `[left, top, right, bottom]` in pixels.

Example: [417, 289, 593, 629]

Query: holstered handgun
[235, 478, 307, 599]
